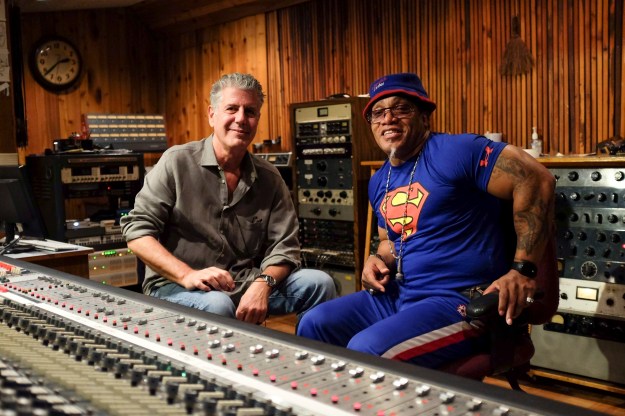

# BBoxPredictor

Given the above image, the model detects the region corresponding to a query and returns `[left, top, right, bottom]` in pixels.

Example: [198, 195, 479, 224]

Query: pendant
[396, 258, 404, 281]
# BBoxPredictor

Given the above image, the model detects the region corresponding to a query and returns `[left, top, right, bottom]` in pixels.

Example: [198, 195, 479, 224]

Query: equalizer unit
[292, 98, 385, 294]
[531, 157, 625, 385]
[0, 256, 601, 416]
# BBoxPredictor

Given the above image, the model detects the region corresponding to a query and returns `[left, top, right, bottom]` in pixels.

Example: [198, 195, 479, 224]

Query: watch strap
[257, 273, 276, 288]
[511, 260, 538, 278]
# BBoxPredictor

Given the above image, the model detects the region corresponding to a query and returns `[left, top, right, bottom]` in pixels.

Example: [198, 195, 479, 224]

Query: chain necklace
[382, 153, 421, 281]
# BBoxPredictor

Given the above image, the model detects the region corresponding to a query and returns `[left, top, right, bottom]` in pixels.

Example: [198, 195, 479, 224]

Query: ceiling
[15, 0, 312, 33]
[17, 0, 144, 13]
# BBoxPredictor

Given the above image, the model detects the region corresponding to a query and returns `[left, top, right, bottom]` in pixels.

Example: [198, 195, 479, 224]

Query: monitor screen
[0, 165, 47, 242]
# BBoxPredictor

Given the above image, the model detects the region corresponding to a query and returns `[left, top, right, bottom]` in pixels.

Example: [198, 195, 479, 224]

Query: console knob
[596, 232, 607, 242]
[598, 193, 607, 202]
[316, 161, 327, 171]
[608, 214, 618, 224]
[317, 176, 328, 187]
[577, 232, 587, 241]
[312, 208, 321, 216]
[569, 192, 580, 201]
[610, 234, 621, 243]
[567, 171, 579, 181]
[339, 191, 348, 198]
[615, 171, 625, 181]
[584, 247, 596, 256]
[590, 171, 602, 181]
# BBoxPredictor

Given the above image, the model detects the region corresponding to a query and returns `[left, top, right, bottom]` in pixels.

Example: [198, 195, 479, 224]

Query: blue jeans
[151, 268, 336, 323]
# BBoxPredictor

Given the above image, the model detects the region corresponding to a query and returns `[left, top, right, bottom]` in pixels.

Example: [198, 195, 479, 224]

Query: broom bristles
[500, 16, 534, 76]
[500, 37, 534, 76]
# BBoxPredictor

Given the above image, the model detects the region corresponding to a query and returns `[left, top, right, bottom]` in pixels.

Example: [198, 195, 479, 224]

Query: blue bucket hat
[363, 73, 437, 121]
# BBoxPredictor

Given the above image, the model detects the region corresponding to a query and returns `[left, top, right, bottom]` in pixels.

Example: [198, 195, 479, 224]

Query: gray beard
[389, 147, 397, 161]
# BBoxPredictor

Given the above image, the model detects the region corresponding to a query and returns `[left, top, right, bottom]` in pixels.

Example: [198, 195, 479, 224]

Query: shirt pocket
[232, 214, 266, 257]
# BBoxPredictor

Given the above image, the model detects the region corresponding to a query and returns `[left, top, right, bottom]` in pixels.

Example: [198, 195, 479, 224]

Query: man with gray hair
[122, 72, 336, 325]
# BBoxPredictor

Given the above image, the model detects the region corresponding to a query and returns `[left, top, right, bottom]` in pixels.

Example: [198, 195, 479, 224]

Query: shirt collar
[200, 135, 258, 182]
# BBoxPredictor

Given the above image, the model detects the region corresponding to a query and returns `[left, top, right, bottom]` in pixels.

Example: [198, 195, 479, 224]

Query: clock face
[30, 37, 83, 92]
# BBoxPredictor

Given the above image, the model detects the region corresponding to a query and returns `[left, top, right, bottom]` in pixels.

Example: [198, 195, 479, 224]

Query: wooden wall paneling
[598, 0, 607, 143]
[437, 0, 450, 134]
[472, 0, 481, 135]
[589, 0, 598, 153]
[200, 28, 226, 141]
[19, 10, 160, 161]
[607, 0, 618, 141]
[14, 0, 625, 163]
[598, 1, 614, 141]
[186, 36, 203, 144]
[575, 0, 583, 153]
[480, 0, 488, 135]
[558, 0, 566, 153]
[460, 0, 468, 134]
[530, 0, 538, 149]
[521, 0, 529, 148]
[501, 1, 511, 144]
[208, 15, 270, 144]
[265, 11, 287, 151]
[621, 0, 625, 137]
[491, 0, 501, 139]
[162, 33, 193, 146]
[569, 0, 579, 155]
[557, 0, 566, 154]
[584, 0, 593, 153]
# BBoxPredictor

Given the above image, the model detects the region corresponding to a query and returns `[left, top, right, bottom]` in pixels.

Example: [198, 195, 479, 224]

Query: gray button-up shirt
[121, 136, 301, 303]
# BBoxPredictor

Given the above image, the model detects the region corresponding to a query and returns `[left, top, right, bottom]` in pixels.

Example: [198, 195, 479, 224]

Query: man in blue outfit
[122, 73, 336, 326]
[297, 72, 555, 368]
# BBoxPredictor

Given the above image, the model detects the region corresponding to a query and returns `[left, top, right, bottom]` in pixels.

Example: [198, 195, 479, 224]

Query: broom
[500, 15, 534, 76]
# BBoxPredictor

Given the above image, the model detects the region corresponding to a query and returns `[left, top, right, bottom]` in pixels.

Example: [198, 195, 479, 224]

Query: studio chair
[438, 224, 559, 390]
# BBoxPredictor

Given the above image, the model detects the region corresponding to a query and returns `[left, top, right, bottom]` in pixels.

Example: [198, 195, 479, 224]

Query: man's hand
[179, 267, 235, 292]
[362, 255, 392, 293]
[483, 270, 537, 325]
[236, 282, 270, 324]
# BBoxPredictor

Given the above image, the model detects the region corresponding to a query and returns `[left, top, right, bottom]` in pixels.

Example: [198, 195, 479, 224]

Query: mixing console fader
[0, 256, 598, 416]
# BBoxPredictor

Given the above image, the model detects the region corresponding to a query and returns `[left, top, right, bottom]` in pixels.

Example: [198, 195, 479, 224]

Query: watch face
[30, 37, 82, 92]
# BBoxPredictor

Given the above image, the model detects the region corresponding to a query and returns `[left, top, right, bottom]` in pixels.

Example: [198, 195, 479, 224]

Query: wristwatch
[511, 260, 537, 278]
[256, 273, 277, 288]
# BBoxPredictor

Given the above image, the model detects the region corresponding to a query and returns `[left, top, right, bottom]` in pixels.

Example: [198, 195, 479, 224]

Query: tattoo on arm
[493, 155, 551, 256]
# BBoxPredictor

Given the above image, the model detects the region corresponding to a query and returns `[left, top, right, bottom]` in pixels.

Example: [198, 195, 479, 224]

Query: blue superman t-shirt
[369, 132, 510, 296]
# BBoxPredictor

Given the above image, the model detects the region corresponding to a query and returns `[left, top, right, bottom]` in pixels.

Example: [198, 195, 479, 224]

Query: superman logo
[380, 183, 429, 240]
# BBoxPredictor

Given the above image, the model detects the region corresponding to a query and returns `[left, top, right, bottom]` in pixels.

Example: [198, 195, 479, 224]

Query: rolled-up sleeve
[260, 178, 301, 271]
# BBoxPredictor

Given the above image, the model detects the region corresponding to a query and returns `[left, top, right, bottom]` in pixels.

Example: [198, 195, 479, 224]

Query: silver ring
[526, 296, 534, 304]
[368, 288, 376, 295]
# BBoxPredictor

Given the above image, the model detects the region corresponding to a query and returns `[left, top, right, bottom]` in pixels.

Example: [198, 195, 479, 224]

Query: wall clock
[29, 36, 83, 93]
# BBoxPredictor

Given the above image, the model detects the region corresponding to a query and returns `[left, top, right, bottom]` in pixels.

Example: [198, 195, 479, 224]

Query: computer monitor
[0, 165, 47, 244]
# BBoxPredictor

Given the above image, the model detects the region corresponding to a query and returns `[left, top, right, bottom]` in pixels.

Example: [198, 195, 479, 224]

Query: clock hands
[43, 57, 71, 76]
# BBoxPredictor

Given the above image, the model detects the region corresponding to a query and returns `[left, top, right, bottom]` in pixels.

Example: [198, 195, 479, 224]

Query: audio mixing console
[0, 256, 601, 416]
